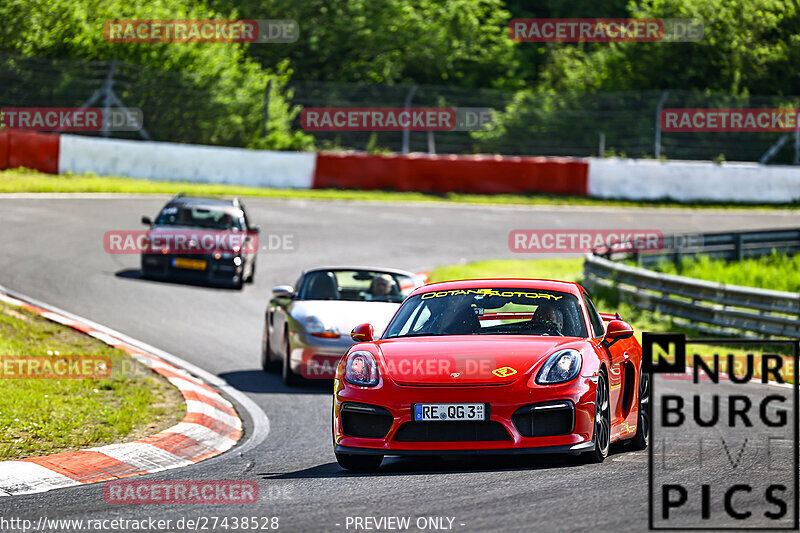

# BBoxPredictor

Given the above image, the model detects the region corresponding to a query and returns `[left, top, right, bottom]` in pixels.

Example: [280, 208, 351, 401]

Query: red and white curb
[0, 289, 252, 496]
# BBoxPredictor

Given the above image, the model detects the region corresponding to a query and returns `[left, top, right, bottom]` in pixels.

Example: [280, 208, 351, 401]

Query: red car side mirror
[602, 319, 634, 349]
[351, 323, 375, 343]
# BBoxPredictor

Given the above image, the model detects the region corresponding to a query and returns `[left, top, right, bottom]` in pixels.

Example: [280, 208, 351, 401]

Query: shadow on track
[219, 370, 332, 395]
[257, 448, 636, 479]
[114, 268, 242, 291]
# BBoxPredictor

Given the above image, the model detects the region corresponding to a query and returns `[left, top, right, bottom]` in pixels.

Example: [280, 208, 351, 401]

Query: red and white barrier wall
[587, 157, 800, 203]
[1, 132, 798, 203]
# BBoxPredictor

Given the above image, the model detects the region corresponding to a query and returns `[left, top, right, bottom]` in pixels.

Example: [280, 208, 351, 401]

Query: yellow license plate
[172, 258, 207, 270]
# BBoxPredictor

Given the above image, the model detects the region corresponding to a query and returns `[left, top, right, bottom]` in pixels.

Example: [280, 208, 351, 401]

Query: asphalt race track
[0, 195, 797, 532]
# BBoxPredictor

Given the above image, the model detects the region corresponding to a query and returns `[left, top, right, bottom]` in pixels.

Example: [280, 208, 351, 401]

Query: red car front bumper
[333, 373, 598, 455]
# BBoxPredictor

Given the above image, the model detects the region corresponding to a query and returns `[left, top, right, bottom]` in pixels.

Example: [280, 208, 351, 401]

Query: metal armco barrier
[627, 229, 800, 267]
[583, 229, 800, 338]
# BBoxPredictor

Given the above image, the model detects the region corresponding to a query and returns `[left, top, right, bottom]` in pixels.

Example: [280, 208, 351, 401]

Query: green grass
[0, 301, 185, 460]
[2, 168, 798, 210]
[428, 258, 585, 284]
[647, 252, 800, 292]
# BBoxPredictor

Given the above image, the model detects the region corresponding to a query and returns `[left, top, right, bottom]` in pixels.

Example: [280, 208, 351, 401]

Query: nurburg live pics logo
[644, 333, 799, 530]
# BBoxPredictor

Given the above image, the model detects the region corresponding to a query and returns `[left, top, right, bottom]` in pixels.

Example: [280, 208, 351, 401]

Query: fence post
[67, 58, 151, 140]
[735, 233, 743, 261]
[654, 90, 669, 158]
[401, 85, 418, 154]
[261, 79, 272, 138]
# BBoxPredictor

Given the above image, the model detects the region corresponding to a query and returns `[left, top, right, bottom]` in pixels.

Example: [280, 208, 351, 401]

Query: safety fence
[3, 54, 800, 163]
[583, 229, 800, 337]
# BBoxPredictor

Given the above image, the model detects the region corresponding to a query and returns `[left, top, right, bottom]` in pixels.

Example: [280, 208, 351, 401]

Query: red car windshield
[383, 288, 588, 338]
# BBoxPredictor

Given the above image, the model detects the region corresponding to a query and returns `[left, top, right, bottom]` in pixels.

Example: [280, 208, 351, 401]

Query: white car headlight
[536, 349, 582, 385]
[304, 316, 341, 339]
[344, 351, 380, 387]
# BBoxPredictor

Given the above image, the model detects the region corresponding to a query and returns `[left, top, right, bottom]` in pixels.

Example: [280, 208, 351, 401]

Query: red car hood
[375, 335, 584, 386]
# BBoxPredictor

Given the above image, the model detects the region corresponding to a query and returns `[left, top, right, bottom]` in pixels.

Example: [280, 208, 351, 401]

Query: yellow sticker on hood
[492, 366, 518, 378]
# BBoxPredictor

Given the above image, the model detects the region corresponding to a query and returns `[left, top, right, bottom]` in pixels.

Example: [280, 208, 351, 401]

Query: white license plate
[413, 403, 486, 421]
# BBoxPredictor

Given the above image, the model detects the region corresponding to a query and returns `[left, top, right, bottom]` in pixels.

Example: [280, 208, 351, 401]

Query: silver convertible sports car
[262, 266, 425, 386]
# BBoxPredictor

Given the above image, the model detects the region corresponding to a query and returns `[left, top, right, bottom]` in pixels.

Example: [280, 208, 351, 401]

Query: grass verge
[0, 301, 185, 460]
[1, 168, 797, 210]
[646, 252, 800, 292]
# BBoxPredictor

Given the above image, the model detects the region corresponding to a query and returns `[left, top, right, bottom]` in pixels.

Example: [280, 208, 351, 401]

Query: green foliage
[0, 0, 312, 149]
[224, 0, 517, 88]
[649, 252, 800, 292]
[1, 0, 797, 153]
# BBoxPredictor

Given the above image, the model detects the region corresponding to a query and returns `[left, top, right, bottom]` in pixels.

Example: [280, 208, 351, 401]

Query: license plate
[413, 403, 486, 422]
[172, 258, 207, 270]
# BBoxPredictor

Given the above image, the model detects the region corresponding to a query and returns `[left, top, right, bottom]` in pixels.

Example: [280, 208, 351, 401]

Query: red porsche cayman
[332, 279, 649, 471]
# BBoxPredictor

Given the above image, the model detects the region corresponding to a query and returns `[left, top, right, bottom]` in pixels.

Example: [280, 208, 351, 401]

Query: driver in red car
[530, 305, 564, 333]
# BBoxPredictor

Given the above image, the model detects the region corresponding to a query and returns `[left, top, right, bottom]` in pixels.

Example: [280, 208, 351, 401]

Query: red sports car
[332, 279, 648, 471]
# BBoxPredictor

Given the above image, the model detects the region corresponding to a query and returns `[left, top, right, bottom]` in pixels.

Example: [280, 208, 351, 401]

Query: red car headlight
[535, 349, 582, 385]
[344, 351, 380, 387]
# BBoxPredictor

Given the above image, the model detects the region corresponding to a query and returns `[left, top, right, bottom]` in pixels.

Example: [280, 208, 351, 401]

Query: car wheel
[585, 369, 610, 463]
[261, 322, 279, 373]
[281, 331, 302, 386]
[246, 259, 255, 284]
[629, 369, 649, 450]
[335, 452, 383, 472]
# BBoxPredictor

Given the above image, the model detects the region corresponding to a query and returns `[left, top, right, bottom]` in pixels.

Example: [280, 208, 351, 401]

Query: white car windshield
[298, 270, 415, 303]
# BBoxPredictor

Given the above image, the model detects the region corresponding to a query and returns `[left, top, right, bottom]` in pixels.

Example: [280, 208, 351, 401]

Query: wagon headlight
[304, 316, 340, 339]
[536, 349, 582, 385]
[344, 351, 380, 387]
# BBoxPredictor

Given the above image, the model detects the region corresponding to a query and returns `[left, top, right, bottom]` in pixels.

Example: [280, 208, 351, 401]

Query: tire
[246, 259, 255, 284]
[261, 321, 279, 373]
[281, 331, 303, 386]
[335, 452, 383, 472]
[585, 369, 611, 463]
[629, 369, 650, 450]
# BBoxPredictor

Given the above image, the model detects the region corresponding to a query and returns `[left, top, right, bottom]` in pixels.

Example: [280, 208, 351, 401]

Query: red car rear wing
[599, 312, 623, 322]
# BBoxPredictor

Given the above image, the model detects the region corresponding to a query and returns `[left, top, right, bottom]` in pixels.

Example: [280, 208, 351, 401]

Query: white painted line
[166, 377, 221, 401]
[86, 443, 192, 473]
[0, 462, 80, 496]
[39, 311, 75, 327]
[167, 423, 238, 452]
[185, 400, 242, 430]
[87, 330, 122, 346]
[0, 293, 27, 307]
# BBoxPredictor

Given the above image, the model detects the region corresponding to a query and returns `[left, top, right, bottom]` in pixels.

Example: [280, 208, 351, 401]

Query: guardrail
[584, 229, 800, 338]
[621, 229, 800, 267]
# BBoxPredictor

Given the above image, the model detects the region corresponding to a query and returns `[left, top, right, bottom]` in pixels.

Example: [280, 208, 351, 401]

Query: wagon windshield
[383, 288, 588, 338]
